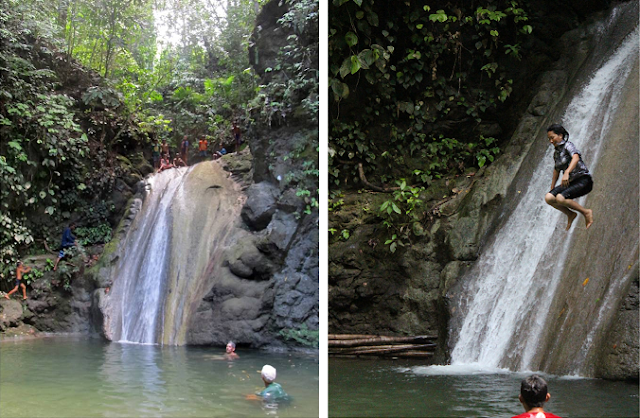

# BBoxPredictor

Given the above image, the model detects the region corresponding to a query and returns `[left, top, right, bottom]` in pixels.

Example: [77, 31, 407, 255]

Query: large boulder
[241, 182, 280, 230]
[0, 299, 24, 330]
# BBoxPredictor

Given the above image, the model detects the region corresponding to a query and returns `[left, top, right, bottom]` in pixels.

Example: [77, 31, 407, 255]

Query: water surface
[1, 335, 318, 417]
[329, 358, 638, 417]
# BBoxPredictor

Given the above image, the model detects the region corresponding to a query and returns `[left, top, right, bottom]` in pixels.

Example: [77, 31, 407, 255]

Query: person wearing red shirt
[512, 375, 562, 418]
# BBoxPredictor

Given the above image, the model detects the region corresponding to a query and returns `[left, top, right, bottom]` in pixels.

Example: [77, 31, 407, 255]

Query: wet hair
[227, 341, 236, 349]
[547, 124, 569, 141]
[520, 374, 548, 408]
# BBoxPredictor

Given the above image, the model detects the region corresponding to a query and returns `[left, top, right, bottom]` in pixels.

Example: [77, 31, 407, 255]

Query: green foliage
[328, 191, 345, 212]
[378, 179, 426, 252]
[253, 0, 319, 126]
[75, 224, 112, 246]
[22, 267, 43, 286]
[64, 0, 157, 78]
[329, 0, 532, 188]
[0, 0, 96, 274]
[278, 324, 319, 348]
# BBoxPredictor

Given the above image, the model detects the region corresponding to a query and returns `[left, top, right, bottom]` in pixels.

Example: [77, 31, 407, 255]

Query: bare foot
[22, 297, 28, 300]
[584, 209, 594, 229]
[565, 211, 577, 231]
[4, 295, 9, 299]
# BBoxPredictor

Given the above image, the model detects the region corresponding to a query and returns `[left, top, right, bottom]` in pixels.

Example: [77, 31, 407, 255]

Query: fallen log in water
[329, 343, 435, 356]
[329, 334, 378, 340]
[329, 343, 434, 352]
[329, 335, 437, 348]
[328, 334, 438, 359]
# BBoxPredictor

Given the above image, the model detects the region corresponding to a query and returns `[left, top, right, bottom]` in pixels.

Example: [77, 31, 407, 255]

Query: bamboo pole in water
[329, 335, 436, 347]
[328, 334, 438, 358]
[329, 344, 436, 355]
[329, 334, 379, 340]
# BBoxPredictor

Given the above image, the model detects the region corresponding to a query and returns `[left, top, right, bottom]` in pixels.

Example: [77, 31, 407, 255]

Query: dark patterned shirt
[553, 140, 590, 182]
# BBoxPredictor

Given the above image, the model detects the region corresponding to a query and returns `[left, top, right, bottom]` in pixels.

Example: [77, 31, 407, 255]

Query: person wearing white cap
[256, 365, 289, 401]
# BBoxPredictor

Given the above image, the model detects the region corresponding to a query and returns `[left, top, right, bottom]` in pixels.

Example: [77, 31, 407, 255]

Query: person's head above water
[226, 341, 236, 353]
[261, 365, 276, 384]
[520, 374, 550, 409]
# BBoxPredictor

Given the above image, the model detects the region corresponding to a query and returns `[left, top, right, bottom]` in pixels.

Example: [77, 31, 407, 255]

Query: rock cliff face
[329, 2, 638, 378]
[184, 0, 318, 349]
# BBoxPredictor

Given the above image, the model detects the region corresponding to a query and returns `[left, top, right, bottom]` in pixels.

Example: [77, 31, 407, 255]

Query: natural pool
[0, 335, 318, 417]
[329, 358, 638, 417]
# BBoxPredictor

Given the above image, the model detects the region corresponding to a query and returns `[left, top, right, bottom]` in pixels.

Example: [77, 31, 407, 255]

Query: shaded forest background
[328, 0, 614, 251]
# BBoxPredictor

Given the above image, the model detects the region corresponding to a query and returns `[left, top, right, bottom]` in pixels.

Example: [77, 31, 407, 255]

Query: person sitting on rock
[173, 155, 186, 167]
[5, 260, 31, 300]
[158, 155, 174, 172]
[213, 148, 227, 160]
[224, 341, 239, 360]
[53, 222, 76, 271]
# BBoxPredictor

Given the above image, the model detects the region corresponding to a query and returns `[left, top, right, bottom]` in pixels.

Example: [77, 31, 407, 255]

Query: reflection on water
[329, 358, 639, 418]
[0, 336, 318, 418]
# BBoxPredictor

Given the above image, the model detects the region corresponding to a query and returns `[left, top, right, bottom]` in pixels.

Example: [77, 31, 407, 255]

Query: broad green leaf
[350, 55, 361, 74]
[345, 32, 358, 47]
[8, 141, 21, 151]
[367, 12, 379, 26]
[339, 57, 351, 78]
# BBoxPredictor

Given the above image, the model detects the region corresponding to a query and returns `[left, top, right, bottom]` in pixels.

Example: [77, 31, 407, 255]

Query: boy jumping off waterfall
[544, 124, 594, 230]
[511, 374, 562, 418]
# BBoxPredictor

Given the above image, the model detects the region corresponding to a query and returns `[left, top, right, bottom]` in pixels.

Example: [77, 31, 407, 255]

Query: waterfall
[114, 168, 183, 344]
[450, 17, 638, 371]
[103, 162, 244, 345]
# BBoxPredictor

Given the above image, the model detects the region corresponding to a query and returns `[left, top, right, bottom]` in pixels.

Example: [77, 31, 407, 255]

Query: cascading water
[108, 168, 184, 344]
[103, 162, 244, 345]
[450, 12, 638, 372]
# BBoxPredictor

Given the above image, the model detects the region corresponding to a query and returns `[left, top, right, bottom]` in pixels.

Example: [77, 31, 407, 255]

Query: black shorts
[550, 175, 593, 200]
[15, 279, 22, 287]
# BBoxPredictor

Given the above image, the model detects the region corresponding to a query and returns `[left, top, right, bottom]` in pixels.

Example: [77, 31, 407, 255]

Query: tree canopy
[329, 0, 533, 190]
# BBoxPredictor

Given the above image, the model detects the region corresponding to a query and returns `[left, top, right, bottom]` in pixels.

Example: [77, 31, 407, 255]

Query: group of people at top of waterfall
[152, 122, 243, 173]
[219, 341, 290, 404]
[544, 124, 594, 231]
